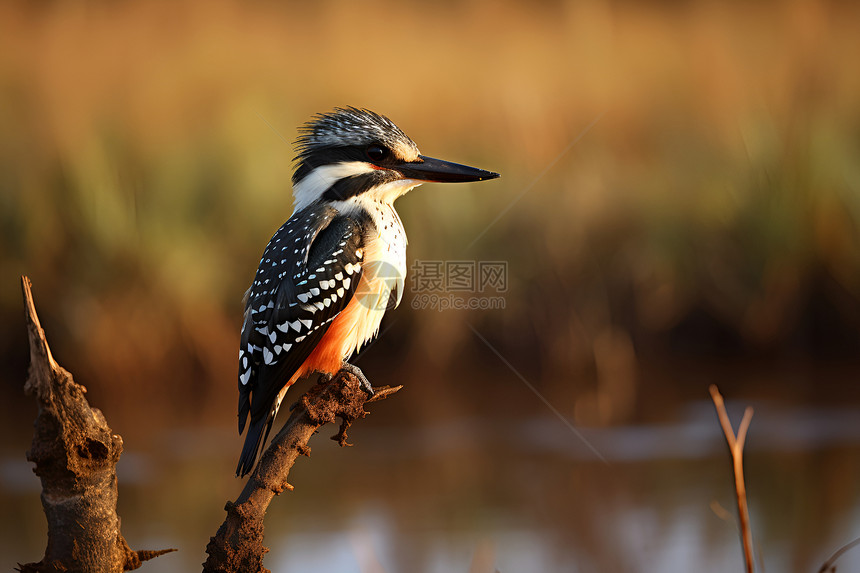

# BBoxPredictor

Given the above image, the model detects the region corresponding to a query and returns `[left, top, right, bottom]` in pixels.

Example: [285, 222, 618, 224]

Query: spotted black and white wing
[236, 204, 364, 476]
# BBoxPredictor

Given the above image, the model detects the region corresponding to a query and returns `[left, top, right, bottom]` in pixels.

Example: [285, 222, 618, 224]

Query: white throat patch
[292, 161, 377, 215]
[292, 163, 424, 215]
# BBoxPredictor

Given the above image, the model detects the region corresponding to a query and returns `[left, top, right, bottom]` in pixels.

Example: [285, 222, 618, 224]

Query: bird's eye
[366, 144, 389, 162]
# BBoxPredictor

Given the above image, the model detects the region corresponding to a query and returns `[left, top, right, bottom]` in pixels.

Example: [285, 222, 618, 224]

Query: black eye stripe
[293, 144, 396, 186]
[322, 170, 400, 202]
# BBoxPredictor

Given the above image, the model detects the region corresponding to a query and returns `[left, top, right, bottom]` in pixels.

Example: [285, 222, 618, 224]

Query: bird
[235, 107, 499, 476]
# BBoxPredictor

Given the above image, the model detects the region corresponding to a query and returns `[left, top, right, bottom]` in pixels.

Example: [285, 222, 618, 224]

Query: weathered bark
[18, 276, 174, 573]
[203, 375, 401, 573]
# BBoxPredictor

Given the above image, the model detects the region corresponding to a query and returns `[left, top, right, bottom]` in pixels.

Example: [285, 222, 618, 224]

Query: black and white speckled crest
[294, 107, 419, 161]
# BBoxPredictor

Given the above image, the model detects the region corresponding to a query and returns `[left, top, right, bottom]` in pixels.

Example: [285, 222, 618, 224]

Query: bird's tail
[236, 414, 273, 477]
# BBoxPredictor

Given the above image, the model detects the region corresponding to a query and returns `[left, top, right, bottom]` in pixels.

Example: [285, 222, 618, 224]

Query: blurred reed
[0, 0, 859, 432]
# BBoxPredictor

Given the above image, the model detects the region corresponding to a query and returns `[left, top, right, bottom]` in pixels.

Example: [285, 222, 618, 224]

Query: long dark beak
[396, 155, 500, 183]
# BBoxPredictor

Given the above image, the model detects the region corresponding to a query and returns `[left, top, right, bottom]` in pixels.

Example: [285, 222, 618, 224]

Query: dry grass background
[1, 1, 860, 571]
[2, 0, 858, 424]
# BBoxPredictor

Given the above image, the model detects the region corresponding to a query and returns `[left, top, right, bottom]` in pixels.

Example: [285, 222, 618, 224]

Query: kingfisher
[236, 107, 499, 476]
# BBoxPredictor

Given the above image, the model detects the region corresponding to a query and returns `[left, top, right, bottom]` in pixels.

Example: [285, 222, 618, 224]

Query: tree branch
[818, 536, 860, 573]
[203, 374, 401, 573]
[18, 276, 175, 573]
[709, 384, 755, 573]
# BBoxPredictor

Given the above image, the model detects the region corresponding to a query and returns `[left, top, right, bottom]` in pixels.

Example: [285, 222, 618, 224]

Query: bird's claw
[340, 362, 374, 396]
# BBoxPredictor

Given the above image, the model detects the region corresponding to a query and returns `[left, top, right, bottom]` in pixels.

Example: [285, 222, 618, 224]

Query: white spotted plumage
[237, 204, 365, 403]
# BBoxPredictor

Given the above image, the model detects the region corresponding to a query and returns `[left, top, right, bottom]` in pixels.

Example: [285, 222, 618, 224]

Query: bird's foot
[340, 362, 374, 396]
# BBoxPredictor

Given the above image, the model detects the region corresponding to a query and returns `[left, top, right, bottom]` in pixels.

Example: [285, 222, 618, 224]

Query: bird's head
[291, 107, 499, 214]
